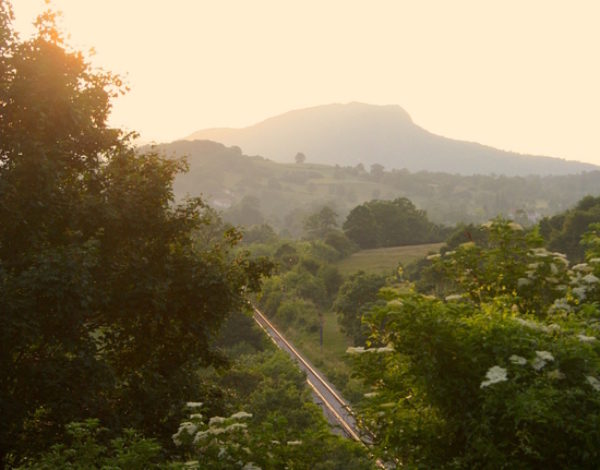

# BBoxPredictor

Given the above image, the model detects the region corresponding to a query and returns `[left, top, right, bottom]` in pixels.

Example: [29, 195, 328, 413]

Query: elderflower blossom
[508, 222, 523, 231]
[583, 274, 600, 284]
[531, 357, 547, 371]
[209, 416, 226, 425]
[242, 463, 262, 470]
[573, 263, 592, 272]
[287, 440, 303, 446]
[426, 253, 441, 261]
[578, 334, 597, 343]
[572, 286, 587, 300]
[225, 423, 247, 432]
[346, 346, 366, 355]
[445, 294, 463, 301]
[515, 317, 552, 333]
[509, 355, 527, 365]
[531, 248, 550, 257]
[532, 351, 554, 371]
[536, 351, 554, 361]
[480, 366, 508, 388]
[230, 411, 253, 420]
[517, 278, 532, 287]
[586, 376, 600, 392]
[186, 401, 203, 408]
[376, 345, 395, 353]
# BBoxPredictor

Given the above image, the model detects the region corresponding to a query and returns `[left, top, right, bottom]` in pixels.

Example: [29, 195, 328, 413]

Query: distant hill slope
[186, 102, 596, 176]
[151, 140, 600, 236]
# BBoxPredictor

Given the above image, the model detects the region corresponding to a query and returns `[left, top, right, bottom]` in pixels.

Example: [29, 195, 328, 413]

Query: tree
[0, 4, 271, 463]
[333, 271, 386, 344]
[295, 152, 306, 164]
[342, 205, 378, 248]
[303, 206, 338, 239]
[369, 163, 384, 180]
[343, 197, 443, 249]
[540, 195, 600, 262]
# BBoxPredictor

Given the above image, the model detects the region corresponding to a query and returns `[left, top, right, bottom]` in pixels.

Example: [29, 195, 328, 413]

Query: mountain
[185, 102, 597, 176]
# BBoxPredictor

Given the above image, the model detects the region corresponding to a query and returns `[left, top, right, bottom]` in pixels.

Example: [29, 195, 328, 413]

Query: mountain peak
[185, 104, 596, 176]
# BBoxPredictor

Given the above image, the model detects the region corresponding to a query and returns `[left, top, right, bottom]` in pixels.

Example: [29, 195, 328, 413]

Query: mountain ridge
[185, 103, 597, 176]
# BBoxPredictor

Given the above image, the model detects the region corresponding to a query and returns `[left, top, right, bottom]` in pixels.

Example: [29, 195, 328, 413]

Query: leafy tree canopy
[350, 219, 600, 467]
[343, 197, 448, 249]
[540, 194, 600, 262]
[0, 2, 271, 464]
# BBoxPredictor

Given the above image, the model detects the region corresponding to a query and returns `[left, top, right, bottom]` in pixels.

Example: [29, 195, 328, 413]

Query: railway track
[252, 306, 363, 442]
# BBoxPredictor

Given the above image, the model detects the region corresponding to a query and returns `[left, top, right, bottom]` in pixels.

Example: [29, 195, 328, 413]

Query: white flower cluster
[172, 406, 253, 447]
[586, 376, 600, 392]
[577, 334, 597, 343]
[532, 350, 554, 371]
[509, 355, 527, 365]
[346, 344, 395, 355]
[514, 317, 560, 334]
[445, 294, 463, 302]
[480, 366, 508, 388]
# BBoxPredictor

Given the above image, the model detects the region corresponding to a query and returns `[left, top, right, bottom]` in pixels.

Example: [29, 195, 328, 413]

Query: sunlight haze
[12, 0, 600, 165]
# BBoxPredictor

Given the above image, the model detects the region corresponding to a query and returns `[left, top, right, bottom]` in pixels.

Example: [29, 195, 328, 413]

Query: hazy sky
[12, 1, 600, 165]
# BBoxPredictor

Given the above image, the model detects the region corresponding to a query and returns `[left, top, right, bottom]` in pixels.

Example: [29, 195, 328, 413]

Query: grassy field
[334, 242, 444, 276]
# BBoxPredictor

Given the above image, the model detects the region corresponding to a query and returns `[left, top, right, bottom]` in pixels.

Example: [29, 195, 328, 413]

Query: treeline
[163, 139, 600, 234]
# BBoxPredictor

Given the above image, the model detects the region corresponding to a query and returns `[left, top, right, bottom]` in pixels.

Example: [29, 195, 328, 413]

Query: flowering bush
[350, 220, 600, 468]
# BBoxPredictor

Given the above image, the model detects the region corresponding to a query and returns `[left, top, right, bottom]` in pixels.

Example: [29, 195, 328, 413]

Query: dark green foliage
[351, 220, 600, 467]
[540, 195, 600, 262]
[14, 420, 163, 470]
[342, 205, 378, 248]
[172, 317, 375, 469]
[343, 197, 447, 249]
[241, 223, 278, 245]
[333, 271, 386, 345]
[274, 242, 300, 270]
[324, 229, 357, 257]
[303, 205, 338, 239]
[0, 6, 272, 464]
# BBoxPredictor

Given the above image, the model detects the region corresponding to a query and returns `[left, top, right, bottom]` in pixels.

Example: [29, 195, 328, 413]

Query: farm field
[335, 242, 444, 276]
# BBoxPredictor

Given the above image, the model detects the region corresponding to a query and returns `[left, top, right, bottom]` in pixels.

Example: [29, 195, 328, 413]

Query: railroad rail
[252, 306, 363, 441]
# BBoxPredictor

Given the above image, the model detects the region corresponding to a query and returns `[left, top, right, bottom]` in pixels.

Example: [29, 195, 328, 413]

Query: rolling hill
[150, 140, 600, 235]
[185, 102, 597, 176]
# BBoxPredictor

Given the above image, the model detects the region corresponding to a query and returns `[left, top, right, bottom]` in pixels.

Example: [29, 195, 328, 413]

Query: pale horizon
[12, 0, 600, 166]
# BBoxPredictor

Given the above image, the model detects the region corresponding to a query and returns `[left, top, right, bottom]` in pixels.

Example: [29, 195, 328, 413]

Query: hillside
[185, 103, 597, 176]
[153, 140, 600, 234]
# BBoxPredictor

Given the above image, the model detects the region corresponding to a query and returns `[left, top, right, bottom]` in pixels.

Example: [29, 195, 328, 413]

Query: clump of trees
[333, 272, 387, 345]
[350, 219, 600, 467]
[343, 197, 449, 249]
[540, 194, 600, 262]
[0, 2, 273, 465]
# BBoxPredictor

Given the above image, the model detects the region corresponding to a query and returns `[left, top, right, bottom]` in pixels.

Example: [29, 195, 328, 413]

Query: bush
[350, 219, 600, 467]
